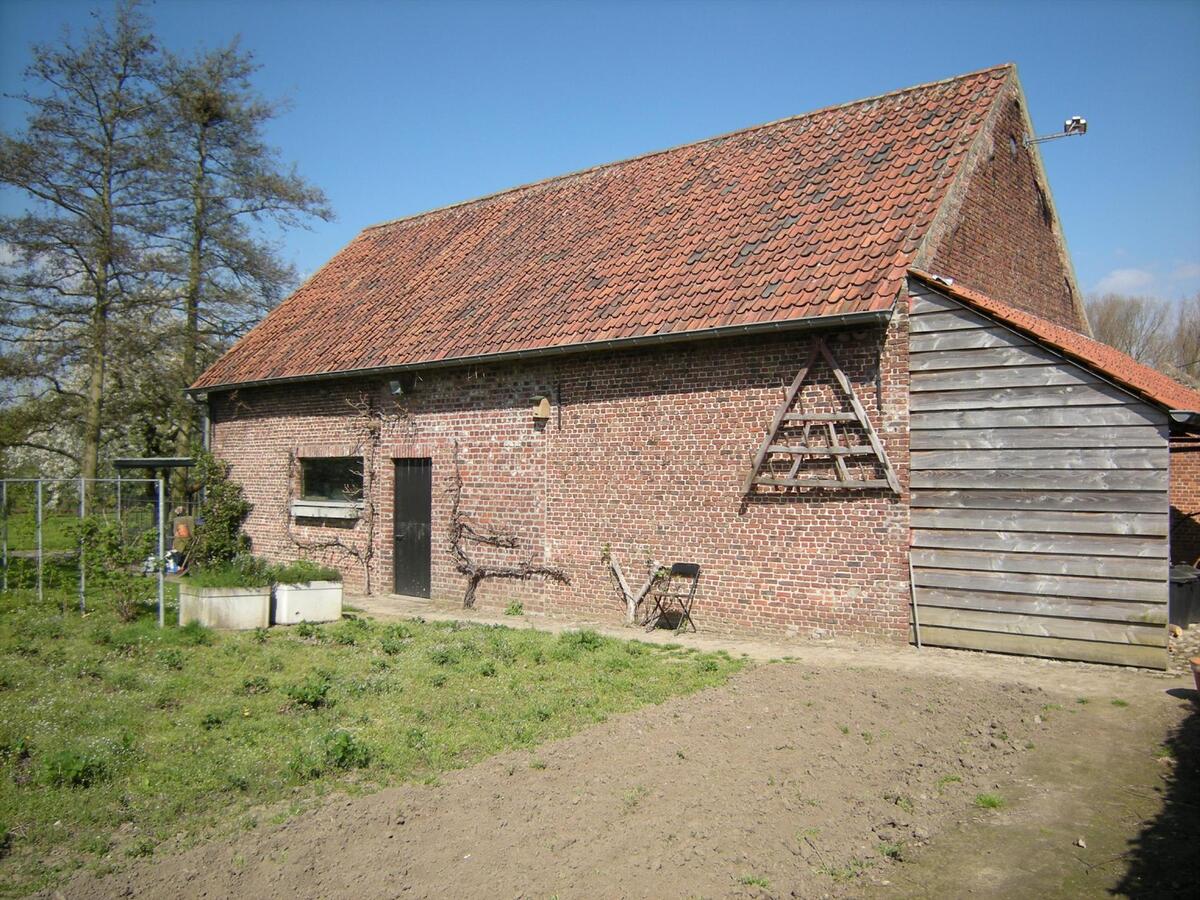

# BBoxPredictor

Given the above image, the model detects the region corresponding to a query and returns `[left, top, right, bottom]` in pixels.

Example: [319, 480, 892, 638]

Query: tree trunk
[81, 287, 108, 487]
[173, 127, 208, 505]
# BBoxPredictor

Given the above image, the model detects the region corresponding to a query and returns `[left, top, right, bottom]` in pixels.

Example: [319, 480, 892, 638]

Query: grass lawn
[2, 512, 81, 553]
[0, 588, 744, 896]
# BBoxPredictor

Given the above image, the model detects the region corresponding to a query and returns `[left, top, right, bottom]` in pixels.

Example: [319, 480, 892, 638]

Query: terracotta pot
[1192, 657, 1200, 695]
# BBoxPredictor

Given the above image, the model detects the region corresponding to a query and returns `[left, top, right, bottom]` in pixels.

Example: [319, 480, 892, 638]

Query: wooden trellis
[742, 338, 900, 494]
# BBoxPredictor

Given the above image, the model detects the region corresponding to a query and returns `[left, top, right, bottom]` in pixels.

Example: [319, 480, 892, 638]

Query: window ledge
[291, 500, 363, 520]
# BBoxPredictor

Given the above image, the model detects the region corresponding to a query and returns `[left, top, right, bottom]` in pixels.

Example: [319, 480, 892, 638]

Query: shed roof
[908, 268, 1200, 414]
[193, 66, 1015, 391]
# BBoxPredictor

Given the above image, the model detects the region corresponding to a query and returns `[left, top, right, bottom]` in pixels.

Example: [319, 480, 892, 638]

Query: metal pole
[157, 477, 165, 628]
[36, 480, 43, 606]
[1, 481, 7, 594]
[116, 471, 122, 525]
[78, 475, 86, 613]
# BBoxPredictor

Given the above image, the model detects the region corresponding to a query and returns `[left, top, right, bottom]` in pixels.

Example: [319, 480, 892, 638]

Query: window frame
[292, 455, 364, 520]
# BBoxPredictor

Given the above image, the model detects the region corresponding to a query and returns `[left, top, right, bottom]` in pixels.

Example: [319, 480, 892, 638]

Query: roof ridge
[362, 63, 1015, 235]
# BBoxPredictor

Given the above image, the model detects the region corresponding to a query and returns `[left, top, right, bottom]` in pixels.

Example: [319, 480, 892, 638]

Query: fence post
[157, 477, 165, 628]
[116, 471, 122, 525]
[79, 476, 86, 613]
[1, 481, 6, 594]
[36, 480, 43, 606]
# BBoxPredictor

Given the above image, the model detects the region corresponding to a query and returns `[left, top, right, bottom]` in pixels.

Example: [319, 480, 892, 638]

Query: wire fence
[0, 477, 168, 626]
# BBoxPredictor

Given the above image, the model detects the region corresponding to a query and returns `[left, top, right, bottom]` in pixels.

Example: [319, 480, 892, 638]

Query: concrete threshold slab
[345, 592, 1191, 697]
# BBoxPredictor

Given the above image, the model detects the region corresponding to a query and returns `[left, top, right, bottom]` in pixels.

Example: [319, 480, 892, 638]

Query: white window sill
[291, 500, 363, 520]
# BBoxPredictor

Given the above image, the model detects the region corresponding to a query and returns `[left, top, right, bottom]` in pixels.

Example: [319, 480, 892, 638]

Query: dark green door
[393, 459, 431, 597]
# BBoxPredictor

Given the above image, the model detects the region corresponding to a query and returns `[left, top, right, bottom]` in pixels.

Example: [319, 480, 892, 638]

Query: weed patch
[974, 792, 1005, 810]
[285, 672, 333, 709]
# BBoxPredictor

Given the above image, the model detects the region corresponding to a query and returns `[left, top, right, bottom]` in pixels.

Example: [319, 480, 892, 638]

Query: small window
[300, 457, 362, 503]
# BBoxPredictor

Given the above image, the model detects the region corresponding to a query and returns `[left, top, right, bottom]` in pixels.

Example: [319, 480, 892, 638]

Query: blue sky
[2, 0, 1198, 302]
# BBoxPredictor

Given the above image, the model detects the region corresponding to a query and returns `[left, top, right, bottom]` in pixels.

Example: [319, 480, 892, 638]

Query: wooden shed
[906, 271, 1200, 669]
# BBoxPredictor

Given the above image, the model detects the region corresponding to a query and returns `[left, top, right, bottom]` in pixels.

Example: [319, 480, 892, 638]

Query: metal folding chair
[646, 562, 700, 633]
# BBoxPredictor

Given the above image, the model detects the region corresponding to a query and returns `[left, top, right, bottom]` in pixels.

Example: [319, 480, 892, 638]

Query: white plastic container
[274, 581, 343, 625]
[178, 585, 271, 630]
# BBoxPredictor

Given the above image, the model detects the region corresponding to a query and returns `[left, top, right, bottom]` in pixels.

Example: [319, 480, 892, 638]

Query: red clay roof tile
[194, 67, 1014, 390]
[908, 269, 1200, 413]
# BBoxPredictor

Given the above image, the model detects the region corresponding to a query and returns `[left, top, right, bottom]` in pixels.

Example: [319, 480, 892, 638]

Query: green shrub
[271, 559, 341, 584]
[240, 675, 270, 695]
[178, 620, 214, 646]
[0, 735, 31, 762]
[428, 643, 459, 666]
[289, 729, 371, 780]
[73, 516, 155, 622]
[157, 648, 184, 670]
[42, 749, 106, 788]
[328, 618, 369, 646]
[125, 837, 154, 858]
[200, 711, 225, 730]
[186, 555, 271, 589]
[559, 629, 604, 652]
[187, 451, 252, 568]
[285, 673, 333, 709]
[379, 633, 408, 655]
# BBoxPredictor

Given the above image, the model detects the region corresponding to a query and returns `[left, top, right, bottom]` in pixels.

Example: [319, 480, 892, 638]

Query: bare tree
[1086, 292, 1200, 388]
[1085, 293, 1171, 367]
[156, 42, 332, 461]
[1171, 293, 1200, 387]
[0, 2, 163, 486]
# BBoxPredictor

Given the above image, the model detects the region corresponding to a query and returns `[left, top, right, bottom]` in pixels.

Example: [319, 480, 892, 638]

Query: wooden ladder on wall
[742, 338, 900, 494]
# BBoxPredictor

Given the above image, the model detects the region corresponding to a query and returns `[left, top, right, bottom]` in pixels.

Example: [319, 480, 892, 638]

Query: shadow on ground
[1115, 690, 1199, 899]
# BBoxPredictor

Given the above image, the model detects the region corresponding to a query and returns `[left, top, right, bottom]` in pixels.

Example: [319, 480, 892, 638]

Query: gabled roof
[194, 66, 1015, 391]
[908, 268, 1200, 414]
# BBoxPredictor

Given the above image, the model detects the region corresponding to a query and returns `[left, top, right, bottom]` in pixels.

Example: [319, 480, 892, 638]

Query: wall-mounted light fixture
[1024, 115, 1088, 147]
[388, 373, 419, 396]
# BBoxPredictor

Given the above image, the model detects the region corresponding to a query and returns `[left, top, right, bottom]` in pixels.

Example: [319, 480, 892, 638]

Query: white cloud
[1091, 261, 1200, 301]
[1093, 268, 1156, 295]
[1171, 262, 1200, 282]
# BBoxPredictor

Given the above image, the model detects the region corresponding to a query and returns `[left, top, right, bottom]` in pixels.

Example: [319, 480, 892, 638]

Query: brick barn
[190, 65, 1200, 668]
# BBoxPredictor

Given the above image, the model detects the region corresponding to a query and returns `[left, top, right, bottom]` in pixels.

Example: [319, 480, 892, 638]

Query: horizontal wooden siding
[909, 284, 1169, 668]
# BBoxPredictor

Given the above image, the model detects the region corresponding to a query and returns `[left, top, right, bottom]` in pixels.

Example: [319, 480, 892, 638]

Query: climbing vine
[283, 389, 413, 593]
[448, 442, 569, 608]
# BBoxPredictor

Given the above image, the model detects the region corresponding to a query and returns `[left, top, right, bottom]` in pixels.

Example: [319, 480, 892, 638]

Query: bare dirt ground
[43, 619, 1198, 900]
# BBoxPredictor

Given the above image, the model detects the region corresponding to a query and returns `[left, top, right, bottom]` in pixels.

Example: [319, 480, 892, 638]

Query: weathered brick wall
[1171, 437, 1200, 565]
[923, 81, 1085, 332]
[209, 311, 911, 641]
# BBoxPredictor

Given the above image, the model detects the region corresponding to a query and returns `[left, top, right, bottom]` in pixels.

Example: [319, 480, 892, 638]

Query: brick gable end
[922, 82, 1084, 331]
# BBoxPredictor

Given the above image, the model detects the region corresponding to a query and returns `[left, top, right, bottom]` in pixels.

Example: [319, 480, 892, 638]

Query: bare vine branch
[448, 443, 568, 608]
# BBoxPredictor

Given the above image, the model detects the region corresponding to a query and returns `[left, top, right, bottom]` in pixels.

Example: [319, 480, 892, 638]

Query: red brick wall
[209, 312, 911, 641]
[1171, 437, 1200, 565]
[924, 83, 1084, 331]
